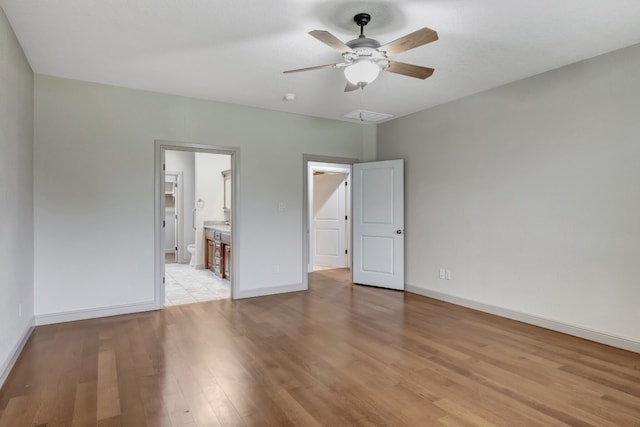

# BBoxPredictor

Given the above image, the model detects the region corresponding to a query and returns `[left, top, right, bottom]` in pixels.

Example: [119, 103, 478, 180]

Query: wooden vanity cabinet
[205, 229, 215, 273]
[204, 227, 231, 280]
[223, 245, 231, 279]
[207, 239, 214, 271]
[221, 232, 231, 280]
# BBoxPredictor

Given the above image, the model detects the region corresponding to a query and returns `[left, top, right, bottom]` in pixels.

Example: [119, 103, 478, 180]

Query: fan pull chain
[359, 85, 366, 121]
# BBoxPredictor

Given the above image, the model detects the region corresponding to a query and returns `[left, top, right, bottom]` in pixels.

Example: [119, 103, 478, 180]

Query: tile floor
[164, 263, 230, 306]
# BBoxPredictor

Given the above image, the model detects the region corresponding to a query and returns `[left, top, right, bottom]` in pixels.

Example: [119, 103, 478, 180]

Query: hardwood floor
[1, 268, 639, 426]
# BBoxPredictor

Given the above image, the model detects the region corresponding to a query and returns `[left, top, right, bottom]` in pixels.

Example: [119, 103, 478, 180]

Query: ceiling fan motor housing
[345, 37, 386, 68]
[346, 37, 380, 50]
[346, 14, 387, 67]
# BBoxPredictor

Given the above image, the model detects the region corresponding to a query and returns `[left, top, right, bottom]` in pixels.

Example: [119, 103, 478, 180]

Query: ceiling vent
[343, 109, 393, 123]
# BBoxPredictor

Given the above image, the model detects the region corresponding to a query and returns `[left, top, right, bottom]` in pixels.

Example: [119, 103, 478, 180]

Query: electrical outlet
[445, 270, 452, 280]
[439, 268, 446, 279]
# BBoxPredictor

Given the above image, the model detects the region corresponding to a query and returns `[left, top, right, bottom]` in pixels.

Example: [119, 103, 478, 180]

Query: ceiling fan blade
[380, 27, 438, 57]
[309, 30, 355, 54]
[385, 61, 435, 79]
[283, 63, 339, 74]
[344, 82, 361, 92]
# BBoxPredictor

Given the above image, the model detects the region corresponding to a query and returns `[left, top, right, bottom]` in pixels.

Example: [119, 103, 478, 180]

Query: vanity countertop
[203, 221, 231, 233]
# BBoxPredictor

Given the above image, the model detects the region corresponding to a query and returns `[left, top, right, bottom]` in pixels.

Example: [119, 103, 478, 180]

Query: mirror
[222, 169, 231, 213]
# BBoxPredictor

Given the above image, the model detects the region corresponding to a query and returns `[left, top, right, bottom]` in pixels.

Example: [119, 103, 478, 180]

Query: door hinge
[345, 181, 348, 186]
[163, 163, 166, 171]
[162, 277, 165, 284]
[345, 249, 348, 255]
[175, 246, 178, 251]
[345, 215, 348, 220]
[162, 220, 165, 227]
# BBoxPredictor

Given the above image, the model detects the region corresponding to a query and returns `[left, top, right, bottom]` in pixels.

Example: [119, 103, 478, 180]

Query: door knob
[396, 229, 403, 235]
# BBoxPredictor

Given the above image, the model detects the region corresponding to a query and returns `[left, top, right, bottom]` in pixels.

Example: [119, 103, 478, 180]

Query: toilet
[187, 244, 196, 267]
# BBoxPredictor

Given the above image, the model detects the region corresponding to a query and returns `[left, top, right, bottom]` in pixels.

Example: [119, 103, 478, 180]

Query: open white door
[353, 159, 404, 290]
[313, 172, 347, 268]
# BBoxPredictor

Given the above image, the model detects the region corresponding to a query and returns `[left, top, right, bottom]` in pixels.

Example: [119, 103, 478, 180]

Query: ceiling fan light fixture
[283, 13, 438, 91]
[344, 59, 380, 86]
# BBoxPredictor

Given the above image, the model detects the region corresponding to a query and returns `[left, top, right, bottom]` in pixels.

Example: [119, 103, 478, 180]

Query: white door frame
[155, 140, 240, 308]
[302, 154, 357, 289]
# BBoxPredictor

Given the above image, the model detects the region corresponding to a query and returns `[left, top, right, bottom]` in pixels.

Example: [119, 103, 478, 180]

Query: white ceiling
[3, 0, 640, 123]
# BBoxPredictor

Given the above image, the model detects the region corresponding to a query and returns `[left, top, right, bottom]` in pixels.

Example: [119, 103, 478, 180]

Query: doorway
[163, 171, 182, 264]
[309, 163, 351, 271]
[303, 156, 356, 288]
[155, 141, 238, 308]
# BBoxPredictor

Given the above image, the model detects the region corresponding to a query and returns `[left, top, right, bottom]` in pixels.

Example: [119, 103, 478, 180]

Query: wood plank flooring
[1, 268, 639, 426]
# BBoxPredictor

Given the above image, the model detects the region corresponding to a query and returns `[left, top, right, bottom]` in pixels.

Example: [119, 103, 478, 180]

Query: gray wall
[0, 7, 34, 383]
[33, 75, 374, 318]
[378, 43, 640, 344]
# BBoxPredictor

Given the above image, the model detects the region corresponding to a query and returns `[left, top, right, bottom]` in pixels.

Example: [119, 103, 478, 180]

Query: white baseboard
[0, 317, 35, 389]
[35, 301, 159, 326]
[406, 285, 640, 354]
[235, 282, 307, 299]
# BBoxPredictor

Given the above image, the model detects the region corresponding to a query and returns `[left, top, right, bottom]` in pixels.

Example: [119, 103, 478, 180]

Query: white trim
[235, 283, 306, 299]
[406, 285, 640, 354]
[230, 149, 239, 300]
[35, 301, 158, 326]
[0, 318, 35, 389]
[155, 143, 165, 308]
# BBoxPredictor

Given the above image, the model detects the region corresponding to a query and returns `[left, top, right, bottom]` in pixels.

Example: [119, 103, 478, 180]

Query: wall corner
[361, 124, 377, 161]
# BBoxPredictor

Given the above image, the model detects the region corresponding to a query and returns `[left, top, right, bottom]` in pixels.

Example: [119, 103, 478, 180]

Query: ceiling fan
[284, 13, 438, 92]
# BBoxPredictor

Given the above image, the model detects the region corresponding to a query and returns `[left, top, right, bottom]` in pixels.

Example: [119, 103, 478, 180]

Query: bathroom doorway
[155, 141, 238, 308]
[163, 171, 182, 264]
